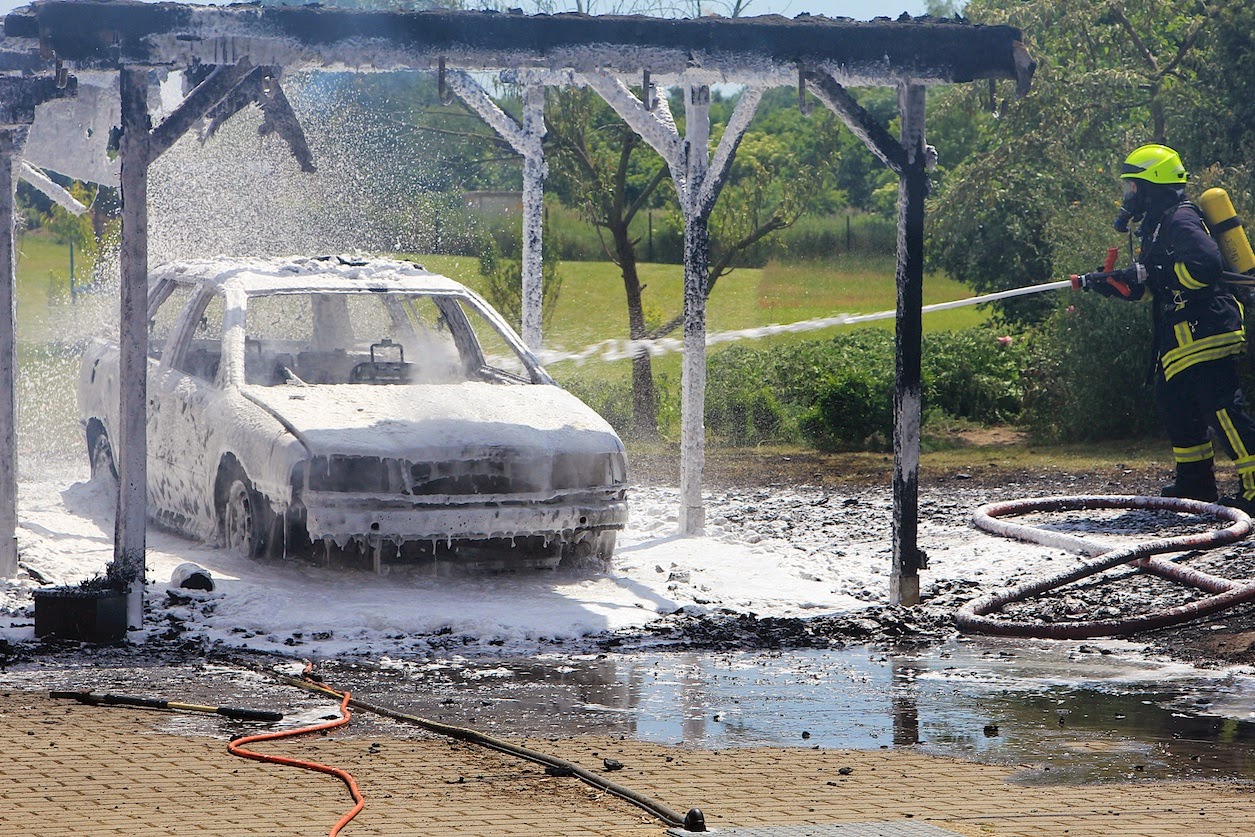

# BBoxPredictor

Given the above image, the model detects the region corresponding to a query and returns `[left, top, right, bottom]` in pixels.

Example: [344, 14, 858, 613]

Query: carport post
[519, 83, 546, 352]
[890, 82, 928, 607]
[678, 84, 711, 536]
[0, 129, 21, 578]
[114, 67, 151, 628]
[445, 72, 547, 351]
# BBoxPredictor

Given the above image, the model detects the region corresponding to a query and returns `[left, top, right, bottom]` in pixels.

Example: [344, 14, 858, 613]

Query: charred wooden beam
[0, 129, 21, 578]
[254, 73, 314, 174]
[0, 74, 75, 126]
[114, 66, 150, 627]
[803, 69, 905, 175]
[203, 66, 316, 174]
[8, 2, 1027, 86]
[149, 60, 254, 159]
[891, 81, 928, 607]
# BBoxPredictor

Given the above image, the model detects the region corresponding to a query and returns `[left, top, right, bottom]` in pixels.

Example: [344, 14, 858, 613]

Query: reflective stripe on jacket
[1141, 203, 1241, 380]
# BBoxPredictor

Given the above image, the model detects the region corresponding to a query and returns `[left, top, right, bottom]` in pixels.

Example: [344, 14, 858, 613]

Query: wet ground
[4, 634, 1255, 788]
[7, 447, 1255, 795]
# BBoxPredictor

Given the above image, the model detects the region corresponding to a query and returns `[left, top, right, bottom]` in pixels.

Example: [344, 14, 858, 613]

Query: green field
[14, 233, 85, 337]
[411, 252, 987, 360]
[17, 237, 986, 348]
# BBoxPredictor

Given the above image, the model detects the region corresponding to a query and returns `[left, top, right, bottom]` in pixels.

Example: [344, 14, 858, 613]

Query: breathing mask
[1113, 181, 1144, 233]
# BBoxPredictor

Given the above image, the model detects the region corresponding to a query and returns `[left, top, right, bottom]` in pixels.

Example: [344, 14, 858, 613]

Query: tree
[1173, 3, 1255, 205]
[544, 86, 673, 435]
[544, 85, 841, 436]
[927, 0, 1214, 324]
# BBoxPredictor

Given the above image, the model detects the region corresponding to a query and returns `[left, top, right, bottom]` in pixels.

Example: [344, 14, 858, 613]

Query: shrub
[922, 327, 1028, 424]
[1021, 294, 1157, 441]
[800, 372, 893, 450]
[562, 324, 1043, 451]
[559, 370, 635, 436]
[704, 346, 788, 444]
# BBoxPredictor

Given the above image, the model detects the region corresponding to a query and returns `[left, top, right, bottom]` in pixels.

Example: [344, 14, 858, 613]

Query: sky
[0, 1, 930, 19]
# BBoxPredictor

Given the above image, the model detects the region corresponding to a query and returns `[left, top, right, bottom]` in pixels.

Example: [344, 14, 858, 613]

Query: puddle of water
[343, 638, 1255, 785]
[6, 639, 1255, 786]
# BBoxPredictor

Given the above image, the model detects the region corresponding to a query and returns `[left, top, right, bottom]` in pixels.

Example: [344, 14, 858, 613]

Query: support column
[115, 67, 151, 628]
[0, 130, 22, 578]
[519, 83, 545, 351]
[579, 73, 759, 537]
[891, 81, 927, 606]
[446, 70, 548, 351]
[678, 84, 710, 537]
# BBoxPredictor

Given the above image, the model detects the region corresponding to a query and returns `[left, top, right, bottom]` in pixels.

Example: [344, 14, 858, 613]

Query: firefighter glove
[1089, 276, 1119, 297]
[1110, 265, 1146, 286]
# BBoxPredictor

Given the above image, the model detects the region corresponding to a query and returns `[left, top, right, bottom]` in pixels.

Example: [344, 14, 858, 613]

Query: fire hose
[263, 664, 708, 832]
[958, 495, 1255, 638]
[226, 671, 364, 837]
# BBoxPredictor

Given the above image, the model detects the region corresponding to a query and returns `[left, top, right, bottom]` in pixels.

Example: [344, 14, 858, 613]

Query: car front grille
[305, 451, 625, 496]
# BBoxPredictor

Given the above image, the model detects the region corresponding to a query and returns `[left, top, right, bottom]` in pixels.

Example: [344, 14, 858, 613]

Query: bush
[800, 372, 893, 450]
[704, 347, 789, 445]
[922, 328, 1027, 424]
[562, 325, 1045, 451]
[559, 370, 635, 436]
[701, 326, 1026, 450]
[1021, 294, 1158, 441]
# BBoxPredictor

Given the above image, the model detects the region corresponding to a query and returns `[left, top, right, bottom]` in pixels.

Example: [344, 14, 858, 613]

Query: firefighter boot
[1161, 460, 1218, 502]
[1219, 493, 1255, 516]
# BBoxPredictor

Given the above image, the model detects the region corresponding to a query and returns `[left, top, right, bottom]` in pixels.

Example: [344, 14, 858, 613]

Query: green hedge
[1020, 294, 1159, 441]
[558, 325, 1030, 449]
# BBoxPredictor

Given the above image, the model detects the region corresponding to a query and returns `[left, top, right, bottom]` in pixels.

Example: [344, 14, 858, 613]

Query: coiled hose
[958, 495, 1255, 638]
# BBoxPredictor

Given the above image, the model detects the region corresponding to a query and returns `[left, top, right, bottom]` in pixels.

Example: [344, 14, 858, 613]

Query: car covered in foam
[78, 255, 628, 569]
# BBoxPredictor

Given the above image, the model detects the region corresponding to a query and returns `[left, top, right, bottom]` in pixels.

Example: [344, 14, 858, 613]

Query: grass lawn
[14, 233, 82, 336]
[414, 252, 987, 356]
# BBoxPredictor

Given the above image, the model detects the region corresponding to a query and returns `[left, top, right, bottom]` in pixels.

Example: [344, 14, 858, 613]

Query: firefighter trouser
[1156, 354, 1255, 501]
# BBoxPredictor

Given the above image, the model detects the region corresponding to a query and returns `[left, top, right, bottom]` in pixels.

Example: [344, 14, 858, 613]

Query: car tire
[87, 426, 118, 485]
[559, 530, 616, 571]
[220, 466, 273, 559]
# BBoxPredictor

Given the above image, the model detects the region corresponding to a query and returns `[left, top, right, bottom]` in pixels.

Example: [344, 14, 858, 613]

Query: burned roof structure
[0, 1, 1032, 623]
[5, 4, 1029, 82]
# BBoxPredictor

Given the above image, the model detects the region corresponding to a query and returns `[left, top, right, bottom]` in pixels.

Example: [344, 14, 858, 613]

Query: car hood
[242, 381, 624, 460]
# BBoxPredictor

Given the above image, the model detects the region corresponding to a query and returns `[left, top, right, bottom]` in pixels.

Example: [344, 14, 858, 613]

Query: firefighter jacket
[1127, 200, 1238, 381]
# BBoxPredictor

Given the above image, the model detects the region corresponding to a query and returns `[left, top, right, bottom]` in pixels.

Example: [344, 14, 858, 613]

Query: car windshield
[241, 291, 532, 386]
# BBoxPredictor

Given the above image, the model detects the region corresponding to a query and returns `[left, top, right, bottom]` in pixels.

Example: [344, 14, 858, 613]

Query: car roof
[149, 255, 472, 297]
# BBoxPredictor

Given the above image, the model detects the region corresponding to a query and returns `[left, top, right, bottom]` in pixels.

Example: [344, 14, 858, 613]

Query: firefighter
[1091, 143, 1255, 513]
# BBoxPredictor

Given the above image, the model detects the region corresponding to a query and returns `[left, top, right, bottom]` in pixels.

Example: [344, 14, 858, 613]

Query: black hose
[257, 667, 704, 831]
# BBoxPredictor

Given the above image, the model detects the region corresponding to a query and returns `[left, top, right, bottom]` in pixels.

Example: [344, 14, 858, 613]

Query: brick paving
[2, 689, 1254, 836]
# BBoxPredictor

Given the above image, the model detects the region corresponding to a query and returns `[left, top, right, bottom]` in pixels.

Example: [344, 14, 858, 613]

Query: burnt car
[78, 255, 628, 570]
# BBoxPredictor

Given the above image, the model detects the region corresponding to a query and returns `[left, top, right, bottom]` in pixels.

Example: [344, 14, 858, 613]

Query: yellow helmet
[1120, 144, 1187, 185]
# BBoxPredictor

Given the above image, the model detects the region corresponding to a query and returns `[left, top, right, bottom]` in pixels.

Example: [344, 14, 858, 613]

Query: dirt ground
[629, 440, 1255, 671]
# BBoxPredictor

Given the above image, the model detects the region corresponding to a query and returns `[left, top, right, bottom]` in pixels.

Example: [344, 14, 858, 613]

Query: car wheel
[220, 468, 272, 559]
[559, 530, 616, 571]
[87, 427, 118, 485]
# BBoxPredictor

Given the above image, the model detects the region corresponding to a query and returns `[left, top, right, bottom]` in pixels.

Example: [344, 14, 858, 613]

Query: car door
[146, 287, 225, 536]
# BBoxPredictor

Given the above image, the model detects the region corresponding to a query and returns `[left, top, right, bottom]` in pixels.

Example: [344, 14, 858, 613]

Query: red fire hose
[227, 670, 364, 836]
[958, 495, 1255, 638]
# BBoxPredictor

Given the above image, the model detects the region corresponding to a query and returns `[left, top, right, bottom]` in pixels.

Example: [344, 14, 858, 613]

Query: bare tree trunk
[613, 222, 657, 437]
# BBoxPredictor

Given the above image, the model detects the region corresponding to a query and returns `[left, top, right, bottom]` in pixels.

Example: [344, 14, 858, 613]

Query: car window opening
[237, 291, 531, 387]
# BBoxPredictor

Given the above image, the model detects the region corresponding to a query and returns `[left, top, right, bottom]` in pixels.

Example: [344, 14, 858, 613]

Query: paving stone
[2, 690, 1254, 836]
